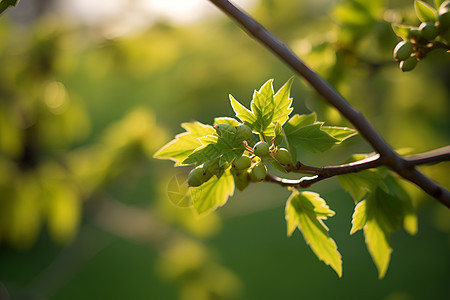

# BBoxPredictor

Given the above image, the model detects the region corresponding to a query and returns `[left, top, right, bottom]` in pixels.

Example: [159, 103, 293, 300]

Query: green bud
[274, 148, 292, 165]
[233, 155, 252, 170]
[249, 162, 267, 182]
[253, 141, 270, 157]
[400, 56, 418, 72]
[419, 22, 439, 40]
[215, 123, 236, 136]
[235, 124, 253, 140]
[393, 41, 413, 61]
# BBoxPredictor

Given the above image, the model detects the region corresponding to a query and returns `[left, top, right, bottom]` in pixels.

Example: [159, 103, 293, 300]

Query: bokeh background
[0, 0, 449, 299]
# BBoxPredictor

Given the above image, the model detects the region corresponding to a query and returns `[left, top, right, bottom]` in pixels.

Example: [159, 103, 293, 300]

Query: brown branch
[208, 0, 450, 208]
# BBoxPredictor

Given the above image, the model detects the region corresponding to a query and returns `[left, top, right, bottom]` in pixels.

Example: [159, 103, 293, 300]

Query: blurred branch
[208, 0, 450, 208]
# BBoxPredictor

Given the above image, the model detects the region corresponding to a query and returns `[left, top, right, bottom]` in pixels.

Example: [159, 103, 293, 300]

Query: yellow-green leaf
[285, 191, 342, 277]
[153, 121, 215, 166]
[189, 169, 235, 215]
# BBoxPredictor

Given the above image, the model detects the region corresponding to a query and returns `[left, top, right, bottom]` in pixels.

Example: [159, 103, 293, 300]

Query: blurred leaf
[154, 122, 215, 166]
[415, 0, 437, 22]
[391, 24, 414, 41]
[0, 0, 18, 15]
[189, 169, 234, 215]
[285, 191, 342, 277]
[435, 0, 445, 9]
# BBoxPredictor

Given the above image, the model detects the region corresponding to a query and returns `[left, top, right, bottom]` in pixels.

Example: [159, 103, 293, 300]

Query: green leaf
[229, 95, 256, 126]
[285, 113, 317, 128]
[263, 155, 288, 174]
[337, 154, 387, 202]
[351, 182, 416, 278]
[272, 121, 283, 147]
[435, 0, 445, 9]
[391, 24, 414, 41]
[285, 191, 342, 277]
[415, 0, 437, 22]
[189, 169, 234, 214]
[0, 0, 18, 15]
[350, 200, 367, 234]
[321, 126, 358, 143]
[364, 212, 392, 279]
[183, 129, 245, 166]
[271, 77, 294, 126]
[284, 122, 339, 153]
[153, 122, 215, 166]
[250, 79, 275, 134]
[214, 117, 240, 127]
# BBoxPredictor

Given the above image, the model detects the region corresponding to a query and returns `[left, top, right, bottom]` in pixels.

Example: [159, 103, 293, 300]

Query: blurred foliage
[0, 0, 449, 299]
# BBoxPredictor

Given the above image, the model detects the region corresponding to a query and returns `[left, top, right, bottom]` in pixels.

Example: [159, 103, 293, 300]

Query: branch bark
[208, 0, 450, 208]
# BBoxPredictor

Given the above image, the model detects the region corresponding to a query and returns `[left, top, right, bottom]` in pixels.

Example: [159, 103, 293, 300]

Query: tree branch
[208, 0, 450, 208]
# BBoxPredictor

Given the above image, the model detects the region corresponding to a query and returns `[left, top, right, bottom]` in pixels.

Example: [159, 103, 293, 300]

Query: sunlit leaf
[321, 126, 358, 143]
[272, 121, 283, 146]
[153, 122, 215, 166]
[189, 169, 234, 214]
[337, 154, 387, 202]
[229, 95, 256, 126]
[435, 0, 445, 9]
[250, 79, 275, 134]
[284, 122, 339, 153]
[271, 77, 294, 126]
[415, 0, 437, 22]
[285, 191, 342, 277]
[183, 129, 245, 166]
[214, 117, 240, 127]
[391, 24, 414, 40]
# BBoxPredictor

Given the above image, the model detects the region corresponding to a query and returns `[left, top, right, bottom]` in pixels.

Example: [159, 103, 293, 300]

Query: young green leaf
[230, 95, 257, 126]
[153, 122, 215, 166]
[415, 0, 438, 22]
[271, 77, 294, 126]
[285, 191, 342, 277]
[250, 79, 275, 134]
[351, 182, 417, 278]
[189, 169, 234, 215]
[214, 117, 240, 127]
[391, 24, 414, 40]
[284, 122, 339, 153]
[272, 121, 283, 147]
[321, 126, 358, 143]
[183, 129, 245, 166]
[337, 154, 387, 203]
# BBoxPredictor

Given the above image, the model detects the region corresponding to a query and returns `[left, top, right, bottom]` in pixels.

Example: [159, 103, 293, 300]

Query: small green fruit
[249, 162, 267, 181]
[274, 148, 292, 165]
[253, 141, 270, 157]
[235, 124, 253, 140]
[393, 41, 413, 61]
[231, 169, 249, 191]
[438, 7, 450, 30]
[233, 155, 252, 170]
[400, 56, 418, 72]
[187, 166, 212, 187]
[215, 123, 236, 136]
[419, 22, 439, 40]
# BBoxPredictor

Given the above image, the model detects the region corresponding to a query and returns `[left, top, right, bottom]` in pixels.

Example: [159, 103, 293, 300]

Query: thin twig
[208, 0, 450, 208]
